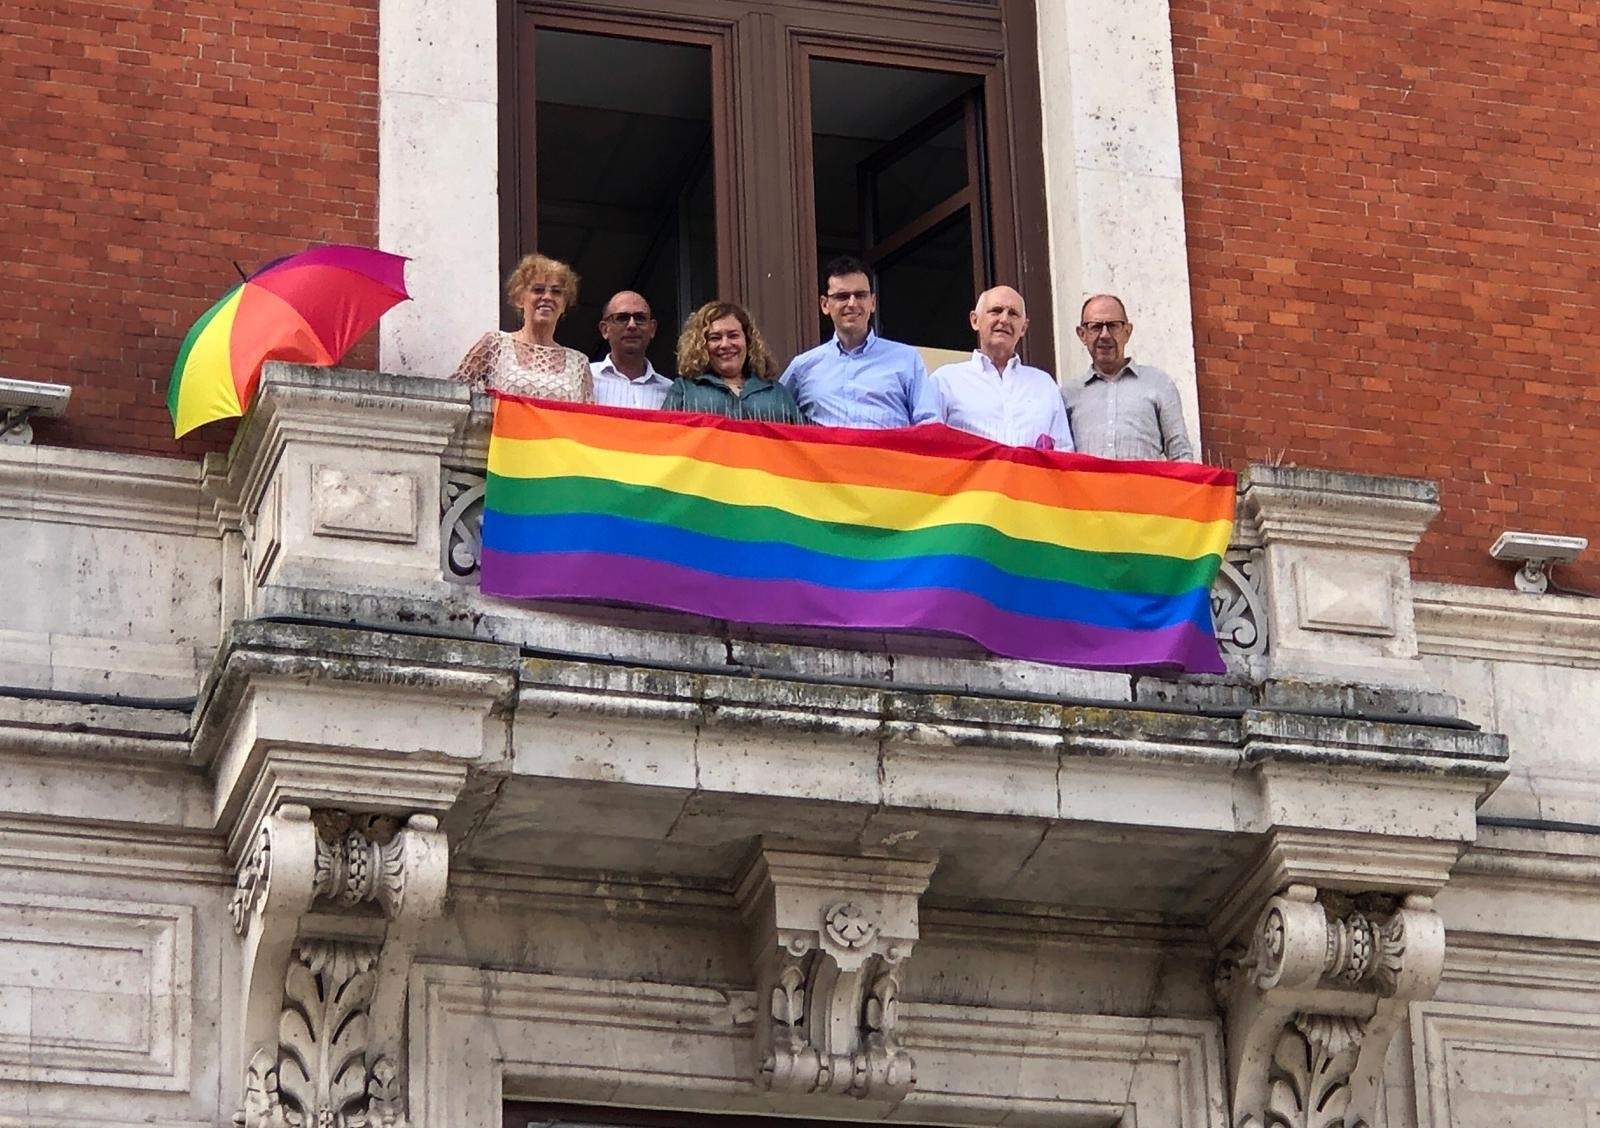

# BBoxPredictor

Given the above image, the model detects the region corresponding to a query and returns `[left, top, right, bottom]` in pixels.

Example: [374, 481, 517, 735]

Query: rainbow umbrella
[167, 244, 410, 437]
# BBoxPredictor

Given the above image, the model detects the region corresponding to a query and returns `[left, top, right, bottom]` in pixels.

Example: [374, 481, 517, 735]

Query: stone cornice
[0, 816, 227, 884]
[189, 620, 519, 859]
[1239, 464, 1439, 553]
[1414, 580, 1600, 667]
[515, 649, 1507, 793]
[0, 692, 191, 766]
[0, 442, 216, 538]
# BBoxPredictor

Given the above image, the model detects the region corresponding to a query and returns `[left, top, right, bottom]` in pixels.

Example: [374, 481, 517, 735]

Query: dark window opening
[504, 0, 1052, 373]
[810, 59, 987, 352]
[504, 1102, 942, 1128]
[532, 30, 717, 374]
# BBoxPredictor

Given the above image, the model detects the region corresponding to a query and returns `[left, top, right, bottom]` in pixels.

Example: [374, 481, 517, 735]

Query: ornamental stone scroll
[736, 847, 936, 1103]
[1219, 884, 1445, 1128]
[231, 804, 448, 1128]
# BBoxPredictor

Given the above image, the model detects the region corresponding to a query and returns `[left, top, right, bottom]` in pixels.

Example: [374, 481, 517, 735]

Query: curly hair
[675, 300, 777, 379]
[504, 253, 580, 316]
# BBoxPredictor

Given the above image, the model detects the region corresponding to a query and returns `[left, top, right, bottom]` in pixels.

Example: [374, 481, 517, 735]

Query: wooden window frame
[499, 0, 1055, 373]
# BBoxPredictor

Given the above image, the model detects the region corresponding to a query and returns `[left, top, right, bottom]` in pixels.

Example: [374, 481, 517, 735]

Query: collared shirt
[930, 351, 1074, 450]
[779, 331, 940, 429]
[661, 371, 808, 424]
[590, 355, 673, 409]
[1062, 361, 1195, 461]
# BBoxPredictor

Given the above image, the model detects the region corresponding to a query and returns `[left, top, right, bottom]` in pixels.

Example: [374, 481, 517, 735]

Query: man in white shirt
[929, 285, 1074, 450]
[590, 291, 672, 409]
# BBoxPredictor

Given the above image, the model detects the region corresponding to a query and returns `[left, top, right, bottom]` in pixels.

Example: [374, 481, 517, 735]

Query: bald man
[929, 285, 1073, 450]
[591, 291, 672, 409]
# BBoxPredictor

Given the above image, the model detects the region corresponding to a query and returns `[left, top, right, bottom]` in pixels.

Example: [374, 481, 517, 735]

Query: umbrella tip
[232, 259, 247, 281]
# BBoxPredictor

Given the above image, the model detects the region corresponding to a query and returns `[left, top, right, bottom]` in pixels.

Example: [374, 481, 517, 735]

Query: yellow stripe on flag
[488, 435, 1234, 561]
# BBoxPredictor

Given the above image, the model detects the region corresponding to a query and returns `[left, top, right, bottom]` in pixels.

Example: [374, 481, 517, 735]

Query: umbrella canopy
[167, 244, 410, 437]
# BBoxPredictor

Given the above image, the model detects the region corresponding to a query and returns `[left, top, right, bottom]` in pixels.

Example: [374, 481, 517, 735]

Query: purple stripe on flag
[481, 549, 1225, 673]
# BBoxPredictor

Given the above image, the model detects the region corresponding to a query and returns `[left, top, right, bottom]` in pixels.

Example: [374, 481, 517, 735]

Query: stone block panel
[0, 893, 193, 1092]
[1411, 1001, 1600, 1128]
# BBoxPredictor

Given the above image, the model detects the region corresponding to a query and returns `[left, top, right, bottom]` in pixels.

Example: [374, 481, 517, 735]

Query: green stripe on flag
[486, 473, 1219, 596]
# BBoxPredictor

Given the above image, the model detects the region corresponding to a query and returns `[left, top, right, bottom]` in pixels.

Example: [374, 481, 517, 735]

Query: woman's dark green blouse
[661, 372, 808, 424]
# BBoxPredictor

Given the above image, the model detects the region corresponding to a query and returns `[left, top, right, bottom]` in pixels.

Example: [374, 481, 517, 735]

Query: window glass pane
[809, 58, 985, 351]
[875, 212, 975, 352]
[534, 30, 715, 374]
[871, 114, 968, 239]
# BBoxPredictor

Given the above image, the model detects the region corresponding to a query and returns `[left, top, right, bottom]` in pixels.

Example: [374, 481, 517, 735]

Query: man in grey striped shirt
[1062, 294, 1194, 462]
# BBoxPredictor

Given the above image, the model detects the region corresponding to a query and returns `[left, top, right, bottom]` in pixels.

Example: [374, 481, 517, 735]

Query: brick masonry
[2, 0, 378, 459]
[1173, 0, 1600, 588]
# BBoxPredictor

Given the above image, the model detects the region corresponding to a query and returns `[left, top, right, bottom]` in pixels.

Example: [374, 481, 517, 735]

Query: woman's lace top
[450, 332, 594, 401]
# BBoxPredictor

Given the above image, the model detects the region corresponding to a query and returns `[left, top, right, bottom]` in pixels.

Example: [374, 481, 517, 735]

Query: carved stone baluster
[439, 469, 486, 584]
[1212, 547, 1270, 659]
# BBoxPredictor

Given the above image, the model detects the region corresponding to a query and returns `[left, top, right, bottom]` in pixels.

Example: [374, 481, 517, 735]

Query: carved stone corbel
[1218, 884, 1445, 1128]
[736, 847, 936, 1103]
[231, 805, 447, 1128]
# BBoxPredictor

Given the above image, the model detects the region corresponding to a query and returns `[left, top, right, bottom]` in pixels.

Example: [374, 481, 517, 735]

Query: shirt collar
[974, 350, 1019, 378]
[1083, 360, 1138, 385]
[600, 354, 665, 384]
[691, 370, 769, 394]
[832, 330, 877, 357]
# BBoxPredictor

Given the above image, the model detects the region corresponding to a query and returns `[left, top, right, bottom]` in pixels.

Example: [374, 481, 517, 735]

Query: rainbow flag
[481, 399, 1236, 673]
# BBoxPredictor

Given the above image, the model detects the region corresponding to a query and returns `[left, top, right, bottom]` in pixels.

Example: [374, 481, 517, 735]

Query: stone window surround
[376, 0, 1203, 449]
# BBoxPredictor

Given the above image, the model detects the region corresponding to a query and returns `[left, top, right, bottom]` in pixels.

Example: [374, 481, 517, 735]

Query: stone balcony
[167, 363, 1506, 914]
[0, 363, 1516, 1127]
[1, 362, 1511, 913]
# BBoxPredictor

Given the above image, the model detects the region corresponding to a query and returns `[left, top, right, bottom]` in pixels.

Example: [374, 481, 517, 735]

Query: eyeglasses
[1079, 320, 1128, 335]
[604, 312, 653, 325]
[826, 290, 872, 303]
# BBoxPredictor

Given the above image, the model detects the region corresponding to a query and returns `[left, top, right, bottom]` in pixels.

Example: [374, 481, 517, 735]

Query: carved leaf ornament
[236, 943, 412, 1128]
[1227, 889, 1441, 1128]
[231, 809, 442, 1128]
[1239, 1015, 1368, 1128]
[279, 942, 376, 1125]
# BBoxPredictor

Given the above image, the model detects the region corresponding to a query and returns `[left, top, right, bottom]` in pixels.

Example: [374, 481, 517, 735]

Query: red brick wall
[2, 1, 379, 458]
[1174, 0, 1600, 588]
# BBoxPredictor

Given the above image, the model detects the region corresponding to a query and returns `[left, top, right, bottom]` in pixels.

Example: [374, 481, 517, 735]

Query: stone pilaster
[203, 362, 471, 607]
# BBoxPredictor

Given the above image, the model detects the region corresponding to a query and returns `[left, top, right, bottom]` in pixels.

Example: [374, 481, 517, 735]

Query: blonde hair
[505, 254, 580, 316]
[675, 300, 777, 379]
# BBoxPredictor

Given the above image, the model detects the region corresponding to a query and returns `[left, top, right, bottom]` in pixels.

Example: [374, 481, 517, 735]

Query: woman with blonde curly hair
[663, 301, 807, 424]
[450, 253, 594, 401]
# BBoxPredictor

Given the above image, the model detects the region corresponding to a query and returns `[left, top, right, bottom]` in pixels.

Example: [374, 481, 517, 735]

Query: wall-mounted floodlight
[1490, 530, 1588, 594]
[0, 377, 71, 446]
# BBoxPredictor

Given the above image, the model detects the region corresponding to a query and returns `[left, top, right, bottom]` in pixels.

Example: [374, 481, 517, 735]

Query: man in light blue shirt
[780, 256, 941, 429]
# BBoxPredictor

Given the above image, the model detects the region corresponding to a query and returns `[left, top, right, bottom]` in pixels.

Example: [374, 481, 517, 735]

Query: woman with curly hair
[663, 301, 807, 424]
[450, 253, 594, 401]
